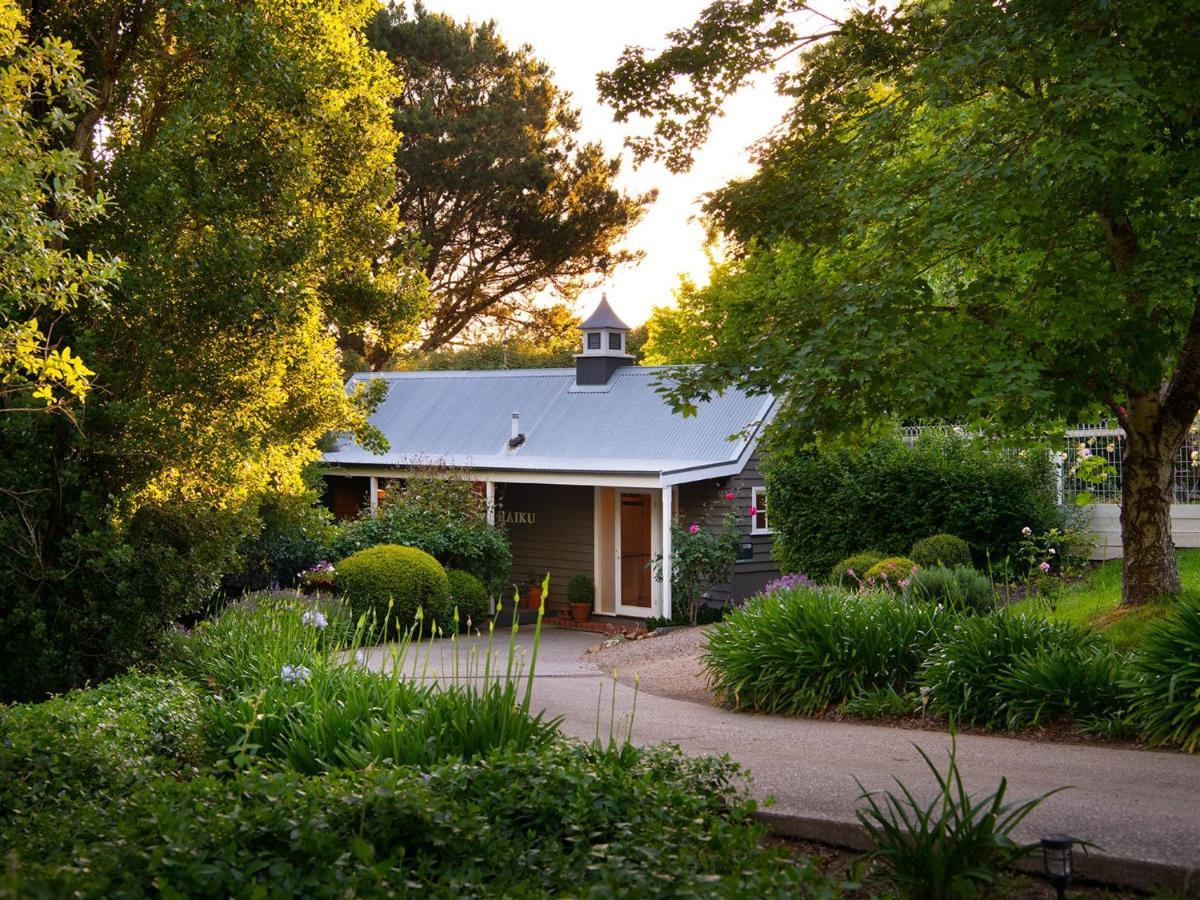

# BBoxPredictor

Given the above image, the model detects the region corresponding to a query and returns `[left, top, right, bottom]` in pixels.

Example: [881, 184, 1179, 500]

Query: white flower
[301, 609, 328, 630]
[1048, 548, 1056, 555]
[354, 649, 367, 666]
[1021, 526, 1033, 537]
[280, 664, 312, 684]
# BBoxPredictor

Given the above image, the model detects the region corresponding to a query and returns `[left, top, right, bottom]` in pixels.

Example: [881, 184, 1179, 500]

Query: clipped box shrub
[902, 566, 995, 614]
[566, 574, 595, 604]
[336, 544, 450, 633]
[864, 556, 918, 587]
[1128, 594, 1200, 751]
[765, 431, 1061, 578]
[703, 586, 960, 714]
[830, 550, 884, 585]
[446, 568, 490, 628]
[910, 533, 972, 569]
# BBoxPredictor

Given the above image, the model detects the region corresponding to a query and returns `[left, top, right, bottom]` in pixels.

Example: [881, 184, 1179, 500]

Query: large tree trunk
[1120, 427, 1181, 605]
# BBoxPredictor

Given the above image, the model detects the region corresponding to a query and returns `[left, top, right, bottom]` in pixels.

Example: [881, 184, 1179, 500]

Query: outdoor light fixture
[1040, 834, 1074, 899]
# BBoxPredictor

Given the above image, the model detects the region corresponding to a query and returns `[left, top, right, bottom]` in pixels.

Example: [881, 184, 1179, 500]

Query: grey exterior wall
[498, 483, 594, 611]
[677, 450, 779, 607]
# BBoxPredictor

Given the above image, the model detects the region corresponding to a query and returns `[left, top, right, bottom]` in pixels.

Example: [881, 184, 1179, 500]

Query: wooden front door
[619, 492, 653, 611]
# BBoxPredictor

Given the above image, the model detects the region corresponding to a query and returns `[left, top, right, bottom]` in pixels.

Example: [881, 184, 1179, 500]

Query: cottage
[321, 297, 779, 621]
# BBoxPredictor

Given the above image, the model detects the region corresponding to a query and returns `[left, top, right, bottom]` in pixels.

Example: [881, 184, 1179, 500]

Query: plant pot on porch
[525, 586, 543, 610]
[570, 602, 591, 625]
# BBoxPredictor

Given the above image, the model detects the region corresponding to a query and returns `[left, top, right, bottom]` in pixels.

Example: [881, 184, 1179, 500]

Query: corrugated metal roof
[323, 366, 774, 477]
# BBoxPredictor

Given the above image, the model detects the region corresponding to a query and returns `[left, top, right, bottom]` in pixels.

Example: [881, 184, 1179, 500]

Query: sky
[417, 1, 816, 327]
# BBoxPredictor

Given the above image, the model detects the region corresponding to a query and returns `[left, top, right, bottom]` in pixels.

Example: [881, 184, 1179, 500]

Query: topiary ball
[910, 533, 973, 569]
[566, 573, 595, 605]
[864, 556, 919, 588]
[335, 544, 450, 634]
[830, 550, 885, 586]
[446, 568, 489, 630]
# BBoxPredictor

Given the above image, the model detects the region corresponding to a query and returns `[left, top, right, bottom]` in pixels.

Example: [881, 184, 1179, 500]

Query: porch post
[661, 485, 673, 621]
[485, 480, 496, 526]
[368, 476, 379, 515]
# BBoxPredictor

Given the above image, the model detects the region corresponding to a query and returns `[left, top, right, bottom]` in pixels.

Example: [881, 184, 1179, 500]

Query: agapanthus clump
[761, 573, 817, 595]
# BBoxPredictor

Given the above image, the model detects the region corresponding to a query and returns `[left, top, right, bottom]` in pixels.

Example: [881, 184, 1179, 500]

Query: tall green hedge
[764, 431, 1061, 578]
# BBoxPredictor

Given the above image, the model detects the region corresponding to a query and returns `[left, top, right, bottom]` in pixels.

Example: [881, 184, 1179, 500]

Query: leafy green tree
[0, 0, 405, 700]
[366, 4, 649, 358]
[0, 1, 119, 414]
[601, 0, 1200, 605]
[391, 303, 582, 370]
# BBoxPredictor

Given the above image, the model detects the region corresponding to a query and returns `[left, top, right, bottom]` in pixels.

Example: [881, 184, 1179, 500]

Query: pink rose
[1039, 561, 1051, 573]
[724, 491, 736, 501]
[689, 523, 700, 535]
[747, 506, 758, 517]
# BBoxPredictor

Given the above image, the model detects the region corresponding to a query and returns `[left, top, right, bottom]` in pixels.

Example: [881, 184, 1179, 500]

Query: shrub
[4, 744, 838, 897]
[856, 737, 1060, 900]
[903, 566, 995, 614]
[566, 573, 595, 605]
[840, 685, 917, 718]
[336, 544, 451, 633]
[329, 472, 510, 593]
[998, 644, 1130, 732]
[704, 586, 960, 714]
[920, 614, 1098, 727]
[765, 430, 1061, 578]
[910, 533, 972, 570]
[1128, 594, 1200, 751]
[447, 568, 490, 628]
[830, 550, 884, 585]
[864, 556, 918, 587]
[226, 489, 334, 593]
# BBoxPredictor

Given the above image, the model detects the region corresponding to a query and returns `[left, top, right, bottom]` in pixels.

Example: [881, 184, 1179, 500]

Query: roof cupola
[575, 294, 633, 386]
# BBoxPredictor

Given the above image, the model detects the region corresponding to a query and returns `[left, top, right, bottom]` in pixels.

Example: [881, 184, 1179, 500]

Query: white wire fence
[901, 423, 1200, 506]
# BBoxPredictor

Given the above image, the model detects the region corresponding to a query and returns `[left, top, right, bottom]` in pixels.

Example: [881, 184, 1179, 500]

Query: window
[751, 486, 771, 534]
[587, 332, 601, 350]
[608, 332, 622, 350]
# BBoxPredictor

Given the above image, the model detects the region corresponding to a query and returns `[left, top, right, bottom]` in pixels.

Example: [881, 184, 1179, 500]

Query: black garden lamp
[1040, 833, 1074, 899]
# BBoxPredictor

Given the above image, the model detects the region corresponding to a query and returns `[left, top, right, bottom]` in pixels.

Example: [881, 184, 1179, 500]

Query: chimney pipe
[511, 412, 519, 440]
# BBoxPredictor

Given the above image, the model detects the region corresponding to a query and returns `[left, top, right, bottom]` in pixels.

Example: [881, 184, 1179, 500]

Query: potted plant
[299, 560, 336, 596]
[525, 569, 543, 609]
[566, 574, 594, 624]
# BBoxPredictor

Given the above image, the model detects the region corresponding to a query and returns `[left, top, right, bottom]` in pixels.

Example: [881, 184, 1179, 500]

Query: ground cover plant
[1, 594, 844, 897]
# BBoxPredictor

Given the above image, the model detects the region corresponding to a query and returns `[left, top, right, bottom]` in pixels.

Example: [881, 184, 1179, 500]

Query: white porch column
[661, 485, 673, 621]
[485, 480, 496, 526]
[369, 476, 379, 515]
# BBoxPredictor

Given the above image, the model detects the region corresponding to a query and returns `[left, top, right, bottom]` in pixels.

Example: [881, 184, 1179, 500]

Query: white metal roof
[322, 366, 774, 481]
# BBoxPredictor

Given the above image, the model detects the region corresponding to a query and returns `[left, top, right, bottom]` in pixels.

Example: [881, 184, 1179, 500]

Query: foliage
[703, 586, 959, 715]
[903, 567, 995, 616]
[1127, 594, 1200, 752]
[364, 5, 647, 356]
[652, 494, 740, 626]
[4, 742, 839, 898]
[0, 0, 409, 701]
[910, 535, 972, 571]
[998, 644, 1131, 734]
[830, 550, 885, 586]
[0, 1, 120, 413]
[856, 737, 1059, 900]
[864, 556, 919, 588]
[331, 472, 511, 593]
[920, 614, 1101, 728]
[446, 568, 489, 628]
[766, 432, 1061, 579]
[566, 573, 595, 605]
[840, 685, 917, 719]
[336, 544, 451, 634]
[603, 0, 1200, 604]
[388, 303, 583, 370]
[228, 488, 336, 593]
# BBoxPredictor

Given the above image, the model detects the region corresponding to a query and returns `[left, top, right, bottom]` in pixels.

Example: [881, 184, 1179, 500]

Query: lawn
[1007, 550, 1200, 649]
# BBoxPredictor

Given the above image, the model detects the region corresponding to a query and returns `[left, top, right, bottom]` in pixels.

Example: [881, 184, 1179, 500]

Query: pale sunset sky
[420, 1, 849, 326]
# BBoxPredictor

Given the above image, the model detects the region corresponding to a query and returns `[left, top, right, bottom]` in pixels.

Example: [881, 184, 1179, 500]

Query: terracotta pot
[526, 586, 543, 610]
[571, 602, 591, 624]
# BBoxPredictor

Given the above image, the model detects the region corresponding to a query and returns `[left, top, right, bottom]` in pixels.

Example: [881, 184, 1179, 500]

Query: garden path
[361, 626, 1200, 889]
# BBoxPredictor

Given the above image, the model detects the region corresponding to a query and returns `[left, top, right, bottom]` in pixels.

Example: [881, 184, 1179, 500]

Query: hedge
[765, 431, 1061, 578]
[336, 544, 451, 633]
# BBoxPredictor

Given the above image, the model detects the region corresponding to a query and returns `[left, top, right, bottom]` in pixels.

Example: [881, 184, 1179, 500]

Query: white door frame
[614, 488, 661, 618]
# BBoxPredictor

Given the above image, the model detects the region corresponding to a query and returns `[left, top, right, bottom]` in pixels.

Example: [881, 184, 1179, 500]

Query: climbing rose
[689, 523, 700, 535]
[724, 491, 736, 500]
[747, 506, 758, 517]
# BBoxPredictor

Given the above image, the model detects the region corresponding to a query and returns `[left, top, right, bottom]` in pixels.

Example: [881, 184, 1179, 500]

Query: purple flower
[761, 573, 816, 595]
[280, 664, 312, 684]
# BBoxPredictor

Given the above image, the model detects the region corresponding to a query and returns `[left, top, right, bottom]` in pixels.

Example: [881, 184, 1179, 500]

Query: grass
[1006, 549, 1200, 649]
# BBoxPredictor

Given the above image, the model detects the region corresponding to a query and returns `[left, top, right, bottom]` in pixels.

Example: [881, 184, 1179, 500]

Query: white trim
[324, 466, 661, 489]
[750, 485, 772, 535]
[614, 489, 660, 618]
[369, 476, 379, 515]
[661, 485, 673, 621]
[485, 480, 495, 526]
[593, 486, 602, 614]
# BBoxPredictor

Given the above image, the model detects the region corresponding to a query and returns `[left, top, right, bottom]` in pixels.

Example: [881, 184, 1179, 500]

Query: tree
[0, 1, 119, 415]
[365, 4, 650, 359]
[391, 302, 582, 370]
[600, 0, 1200, 605]
[0, 0, 405, 700]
